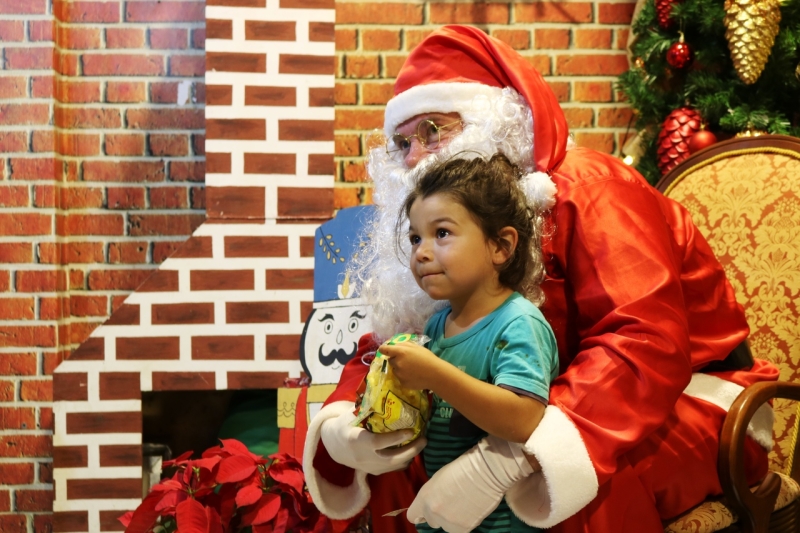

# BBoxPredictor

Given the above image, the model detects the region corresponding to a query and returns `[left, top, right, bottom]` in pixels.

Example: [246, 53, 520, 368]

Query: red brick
[266, 334, 301, 360]
[430, 3, 509, 23]
[38, 460, 53, 481]
[191, 134, 205, 155]
[564, 107, 595, 129]
[57, 25, 101, 49]
[16, 271, 64, 293]
[517, 2, 593, 22]
[153, 241, 182, 263]
[575, 81, 613, 103]
[19, 380, 52, 401]
[206, 19, 232, 40]
[3, 47, 52, 70]
[0, 298, 34, 319]
[189, 270, 254, 291]
[534, 29, 570, 50]
[31, 131, 53, 152]
[0, 77, 27, 99]
[362, 29, 400, 51]
[334, 82, 357, 105]
[335, 134, 361, 157]
[151, 28, 188, 49]
[0, 186, 29, 207]
[9, 158, 55, 180]
[152, 303, 214, 325]
[107, 186, 146, 209]
[598, 3, 636, 23]
[190, 186, 204, 209]
[70, 295, 107, 316]
[206, 153, 230, 174]
[223, 236, 287, 258]
[55, 80, 99, 103]
[556, 54, 629, 76]
[335, 109, 384, 130]
[206, 186, 264, 218]
[0, 20, 24, 41]
[107, 81, 145, 103]
[67, 411, 140, 434]
[128, 214, 204, 236]
[107, 242, 146, 264]
[105, 133, 145, 156]
[192, 28, 205, 49]
[55, 107, 121, 129]
[0, 0, 47, 14]
[0, 490, 8, 512]
[169, 55, 205, 76]
[207, 51, 266, 73]
[598, 107, 635, 128]
[57, 214, 123, 236]
[149, 186, 188, 209]
[67, 320, 102, 345]
[0, 515, 26, 532]
[575, 29, 613, 49]
[336, 3, 423, 24]
[83, 54, 164, 76]
[31, 75, 54, 98]
[99, 375, 140, 401]
[127, 108, 204, 130]
[344, 55, 379, 79]
[0, 380, 13, 401]
[87, 269, 151, 291]
[335, 28, 356, 51]
[69, 269, 85, 290]
[149, 81, 177, 103]
[84, 161, 165, 183]
[53, 51, 78, 75]
[29, 20, 53, 42]
[56, 133, 101, 156]
[342, 161, 367, 183]
[245, 20, 295, 41]
[575, 131, 615, 153]
[0, 213, 51, 235]
[126, 1, 205, 22]
[32, 184, 54, 208]
[64, 242, 104, 263]
[191, 336, 254, 360]
[39, 297, 65, 319]
[0, 407, 36, 430]
[0, 131, 27, 153]
[106, 27, 145, 48]
[360, 82, 393, 105]
[169, 161, 204, 181]
[309, 21, 333, 43]
[54, 1, 120, 22]
[15, 489, 53, 512]
[0, 353, 36, 375]
[105, 303, 139, 326]
[0, 103, 49, 125]
[491, 28, 530, 50]
[60, 187, 103, 209]
[116, 336, 179, 359]
[616, 28, 630, 51]
[0, 463, 34, 484]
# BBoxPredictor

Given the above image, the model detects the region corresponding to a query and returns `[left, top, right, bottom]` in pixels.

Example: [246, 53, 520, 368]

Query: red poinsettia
[119, 439, 359, 533]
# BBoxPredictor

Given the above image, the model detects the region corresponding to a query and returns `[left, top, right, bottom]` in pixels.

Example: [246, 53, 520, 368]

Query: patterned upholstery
[660, 143, 800, 532]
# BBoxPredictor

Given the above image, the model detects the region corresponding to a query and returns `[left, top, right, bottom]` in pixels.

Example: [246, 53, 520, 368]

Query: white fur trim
[384, 82, 504, 135]
[507, 405, 598, 528]
[683, 373, 774, 450]
[302, 401, 371, 519]
[521, 171, 557, 211]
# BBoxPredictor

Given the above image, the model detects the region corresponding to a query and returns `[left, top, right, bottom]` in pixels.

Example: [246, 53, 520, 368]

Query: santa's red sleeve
[505, 149, 776, 527]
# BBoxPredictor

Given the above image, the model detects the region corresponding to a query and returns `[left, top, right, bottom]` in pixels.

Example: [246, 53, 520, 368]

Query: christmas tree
[617, 0, 800, 183]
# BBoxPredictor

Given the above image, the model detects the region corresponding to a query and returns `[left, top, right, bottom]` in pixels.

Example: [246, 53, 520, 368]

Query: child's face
[407, 193, 500, 308]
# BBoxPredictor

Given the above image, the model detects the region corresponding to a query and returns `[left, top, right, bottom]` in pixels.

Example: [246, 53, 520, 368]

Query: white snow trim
[302, 401, 371, 520]
[683, 373, 774, 451]
[521, 171, 557, 211]
[507, 405, 598, 528]
[384, 82, 504, 136]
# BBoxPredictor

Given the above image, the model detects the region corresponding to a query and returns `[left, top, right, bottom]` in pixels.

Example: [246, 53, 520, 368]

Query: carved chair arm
[718, 381, 800, 533]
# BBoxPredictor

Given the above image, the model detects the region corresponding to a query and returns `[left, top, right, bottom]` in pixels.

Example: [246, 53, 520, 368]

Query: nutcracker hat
[384, 25, 569, 175]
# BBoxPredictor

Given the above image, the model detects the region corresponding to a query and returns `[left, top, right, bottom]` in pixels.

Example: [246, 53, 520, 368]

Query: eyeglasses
[386, 119, 462, 157]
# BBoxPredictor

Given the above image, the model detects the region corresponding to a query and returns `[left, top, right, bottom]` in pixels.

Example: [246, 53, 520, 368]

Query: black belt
[702, 340, 754, 373]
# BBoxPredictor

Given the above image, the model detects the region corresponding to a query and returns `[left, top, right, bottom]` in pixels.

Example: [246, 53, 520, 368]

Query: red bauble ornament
[688, 129, 718, 153]
[656, 108, 703, 175]
[667, 40, 693, 69]
[656, 0, 679, 29]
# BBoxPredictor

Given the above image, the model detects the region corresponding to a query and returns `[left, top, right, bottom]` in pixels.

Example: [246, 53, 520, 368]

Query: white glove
[407, 435, 533, 533]
[320, 409, 427, 476]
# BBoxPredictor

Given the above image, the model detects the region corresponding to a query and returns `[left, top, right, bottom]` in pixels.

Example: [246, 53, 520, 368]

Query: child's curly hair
[397, 152, 548, 306]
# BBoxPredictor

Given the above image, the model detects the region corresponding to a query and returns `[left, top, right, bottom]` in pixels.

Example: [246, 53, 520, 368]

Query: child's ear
[491, 227, 518, 265]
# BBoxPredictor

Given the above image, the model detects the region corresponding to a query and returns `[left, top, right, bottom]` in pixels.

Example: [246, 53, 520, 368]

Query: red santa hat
[384, 25, 569, 175]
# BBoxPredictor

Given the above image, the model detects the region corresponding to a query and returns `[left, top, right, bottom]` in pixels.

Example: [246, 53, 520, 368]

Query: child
[378, 153, 559, 533]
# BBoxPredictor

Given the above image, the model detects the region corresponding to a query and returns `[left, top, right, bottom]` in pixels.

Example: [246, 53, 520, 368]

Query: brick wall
[332, 0, 637, 207]
[1, 1, 636, 532]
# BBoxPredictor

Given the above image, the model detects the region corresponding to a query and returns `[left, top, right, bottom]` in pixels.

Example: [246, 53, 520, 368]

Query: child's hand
[379, 341, 444, 391]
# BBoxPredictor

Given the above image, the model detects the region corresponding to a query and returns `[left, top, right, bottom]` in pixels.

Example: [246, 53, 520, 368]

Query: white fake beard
[350, 88, 537, 342]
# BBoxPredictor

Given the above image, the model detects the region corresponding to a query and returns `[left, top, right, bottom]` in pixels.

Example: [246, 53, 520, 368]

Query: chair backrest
[656, 135, 800, 475]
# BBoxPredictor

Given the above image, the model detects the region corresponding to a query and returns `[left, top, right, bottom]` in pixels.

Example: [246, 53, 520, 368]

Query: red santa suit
[302, 26, 779, 532]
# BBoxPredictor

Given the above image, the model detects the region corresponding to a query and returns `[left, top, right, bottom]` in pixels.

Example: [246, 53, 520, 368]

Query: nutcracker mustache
[318, 344, 357, 367]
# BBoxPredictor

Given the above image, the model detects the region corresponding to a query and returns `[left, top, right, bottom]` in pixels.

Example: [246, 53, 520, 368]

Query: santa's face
[300, 304, 372, 384]
[391, 112, 463, 168]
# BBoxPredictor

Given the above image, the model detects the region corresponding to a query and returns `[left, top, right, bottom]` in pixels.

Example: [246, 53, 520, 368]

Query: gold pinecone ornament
[723, 0, 782, 84]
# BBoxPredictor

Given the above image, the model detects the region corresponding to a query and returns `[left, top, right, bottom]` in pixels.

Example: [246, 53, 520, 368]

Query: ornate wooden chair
[655, 135, 800, 533]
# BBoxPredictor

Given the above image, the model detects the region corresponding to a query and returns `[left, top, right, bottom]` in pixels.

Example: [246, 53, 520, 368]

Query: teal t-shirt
[418, 292, 558, 533]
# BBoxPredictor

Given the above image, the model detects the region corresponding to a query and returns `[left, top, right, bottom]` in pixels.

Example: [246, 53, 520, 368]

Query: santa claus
[302, 25, 778, 533]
